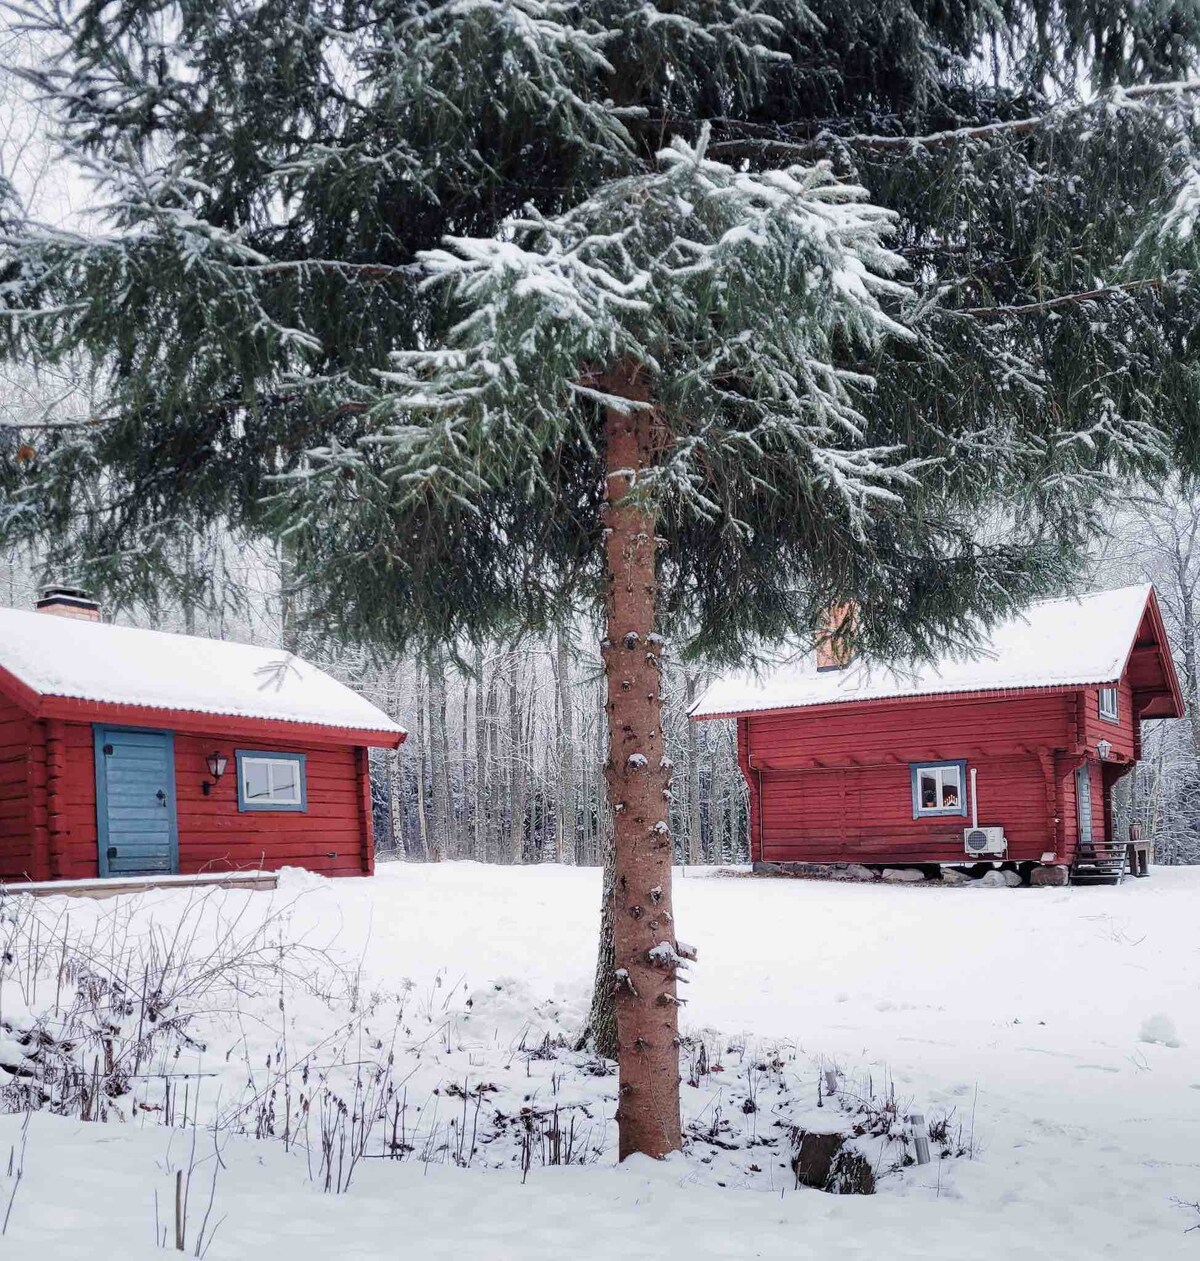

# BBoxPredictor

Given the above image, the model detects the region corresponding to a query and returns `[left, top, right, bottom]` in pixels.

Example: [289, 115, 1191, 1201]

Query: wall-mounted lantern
[1097, 739, 1113, 762]
[203, 751, 229, 795]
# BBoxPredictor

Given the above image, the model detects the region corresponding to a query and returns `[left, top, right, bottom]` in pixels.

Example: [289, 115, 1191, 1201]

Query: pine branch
[957, 276, 1170, 318]
[0, 420, 94, 431]
[706, 77, 1200, 160]
[3, 397, 369, 433]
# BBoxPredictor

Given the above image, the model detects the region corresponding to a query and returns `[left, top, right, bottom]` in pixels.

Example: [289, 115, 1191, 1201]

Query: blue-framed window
[1098, 687, 1119, 723]
[910, 760, 968, 819]
[236, 750, 308, 812]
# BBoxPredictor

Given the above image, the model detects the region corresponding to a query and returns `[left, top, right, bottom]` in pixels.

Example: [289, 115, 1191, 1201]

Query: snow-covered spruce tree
[7, 0, 1200, 1157]
[334, 135, 915, 1156]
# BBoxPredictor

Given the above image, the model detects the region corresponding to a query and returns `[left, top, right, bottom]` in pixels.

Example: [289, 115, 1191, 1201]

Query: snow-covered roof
[0, 608, 404, 736]
[692, 584, 1158, 719]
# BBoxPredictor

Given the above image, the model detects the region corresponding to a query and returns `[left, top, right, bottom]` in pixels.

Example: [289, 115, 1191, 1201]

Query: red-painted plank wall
[741, 690, 1093, 866]
[1079, 681, 1136, 759]
[56, 723, 372, 879]
[757, 754, 1051, 864]
[0, 700, 34, 880]
[744, 691, 1073, 769]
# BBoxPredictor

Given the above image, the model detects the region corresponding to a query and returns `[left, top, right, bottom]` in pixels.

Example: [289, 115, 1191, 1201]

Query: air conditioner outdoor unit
[963, 826, 1006, 857]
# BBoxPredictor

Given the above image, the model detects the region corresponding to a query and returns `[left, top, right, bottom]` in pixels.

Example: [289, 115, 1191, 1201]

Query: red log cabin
[0, 587, 405, 884]
[691, 585, 1183, 884]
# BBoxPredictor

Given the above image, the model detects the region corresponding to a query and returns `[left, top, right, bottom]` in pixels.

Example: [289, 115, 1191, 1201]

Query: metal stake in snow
[908, 1113, 932, 1166]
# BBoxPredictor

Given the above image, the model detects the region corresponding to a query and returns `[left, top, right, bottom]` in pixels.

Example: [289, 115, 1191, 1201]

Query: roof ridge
[1023, 582, 1149, 612]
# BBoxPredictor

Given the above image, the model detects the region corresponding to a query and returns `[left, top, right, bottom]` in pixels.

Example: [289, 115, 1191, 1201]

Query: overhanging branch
[957, 277, 1169, 318]
[706, 77, 1200, 160]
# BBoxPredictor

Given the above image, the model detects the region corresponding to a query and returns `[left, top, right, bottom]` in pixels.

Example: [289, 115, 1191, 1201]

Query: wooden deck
[0, 870, 280, 899]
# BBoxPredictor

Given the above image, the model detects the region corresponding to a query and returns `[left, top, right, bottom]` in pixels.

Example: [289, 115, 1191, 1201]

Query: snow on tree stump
[791, 1131, 876, 1195]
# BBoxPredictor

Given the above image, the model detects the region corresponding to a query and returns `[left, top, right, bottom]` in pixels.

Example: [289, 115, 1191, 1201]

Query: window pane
[269, 759, 301, 802]
[919, 771, 938, 810]
[243, 759, 271, 801]
[939, 766, 961, 809]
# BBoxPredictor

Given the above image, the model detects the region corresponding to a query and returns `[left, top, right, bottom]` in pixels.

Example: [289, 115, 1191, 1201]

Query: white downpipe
[971, 767, 979, 829]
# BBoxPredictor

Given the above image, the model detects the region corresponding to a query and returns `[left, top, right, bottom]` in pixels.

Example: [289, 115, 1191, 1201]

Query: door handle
[156, 789, 167, 804]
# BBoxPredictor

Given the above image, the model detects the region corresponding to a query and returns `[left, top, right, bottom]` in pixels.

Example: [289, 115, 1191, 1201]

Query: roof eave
[690, 680, 1113, 723]
[34, 692, 406, 748]
[1129, 587, 1186, 720]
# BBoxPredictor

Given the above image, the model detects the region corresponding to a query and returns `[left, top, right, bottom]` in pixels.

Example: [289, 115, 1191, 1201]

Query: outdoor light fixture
[1097, 739, 1113, 762]
[203, 751, 229, 795]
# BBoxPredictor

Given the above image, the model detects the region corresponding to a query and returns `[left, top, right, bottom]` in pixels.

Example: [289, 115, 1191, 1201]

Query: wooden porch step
[1069, 846, 1128, 885]
[0, 870, 280, 900]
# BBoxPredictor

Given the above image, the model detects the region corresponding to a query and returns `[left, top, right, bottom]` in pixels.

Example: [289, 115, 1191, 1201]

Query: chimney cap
[35, 585, 101, 618]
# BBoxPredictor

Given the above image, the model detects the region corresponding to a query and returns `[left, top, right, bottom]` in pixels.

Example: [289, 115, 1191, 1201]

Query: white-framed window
[236, 750, 308, 812]
[910, 760, 968, 818]
[1098, 687, 1119, 723]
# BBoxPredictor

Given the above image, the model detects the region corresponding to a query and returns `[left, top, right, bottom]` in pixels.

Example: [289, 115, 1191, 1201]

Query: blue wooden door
[94, 727, 179, 877]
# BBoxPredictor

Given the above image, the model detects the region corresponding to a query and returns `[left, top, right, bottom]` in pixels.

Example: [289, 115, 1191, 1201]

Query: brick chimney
[35, 584, 101, 621]
[815, 602, 855, 671]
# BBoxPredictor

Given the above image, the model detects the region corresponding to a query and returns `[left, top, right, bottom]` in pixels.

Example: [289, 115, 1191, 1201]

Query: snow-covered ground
[3, 862, 1200, 1258]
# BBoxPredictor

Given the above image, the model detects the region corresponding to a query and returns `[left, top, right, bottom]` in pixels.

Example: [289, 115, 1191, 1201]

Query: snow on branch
[342, 125, 917, 537]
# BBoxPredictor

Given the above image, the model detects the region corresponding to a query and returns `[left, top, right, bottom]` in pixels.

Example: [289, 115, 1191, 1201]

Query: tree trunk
[428, 657, 451, 858]
[183, 536, 198, 636]
[416, 666, 433, 861]
[386, 747, 401, 854]
[578, 787, 617, 1059]
[509, 650, 526, 863]
[578, 697, 595, 867]
[684, 670, 703, 866]
[1181, 587, 1200, 758]
[279, 535, 300, 654]
[460, 671, 470, 854]
[600, 363, 682, 1160]
[485, 672, 500, 861]
[474, 643, 488, 860]
[555, 626, 576, 864]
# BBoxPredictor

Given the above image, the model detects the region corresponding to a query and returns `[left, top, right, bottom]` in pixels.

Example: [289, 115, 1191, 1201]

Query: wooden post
[358, 745, 376, 876]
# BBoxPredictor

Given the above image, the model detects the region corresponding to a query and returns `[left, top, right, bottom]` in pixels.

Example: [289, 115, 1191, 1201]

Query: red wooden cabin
[0, 588, 404, 884]
[692, 585, 1183, 883]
